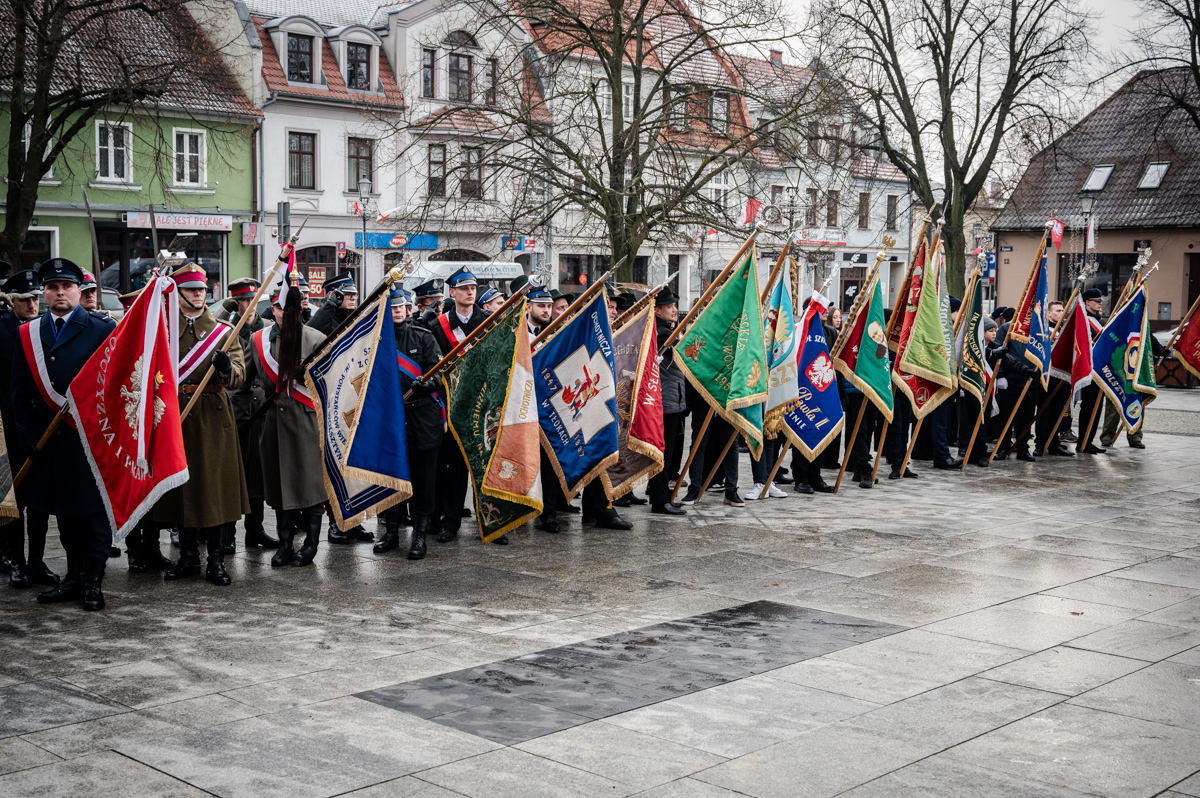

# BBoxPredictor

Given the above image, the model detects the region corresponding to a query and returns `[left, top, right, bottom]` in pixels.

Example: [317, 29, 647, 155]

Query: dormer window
[288, 34, 314, 83]
[346, 43, 370, 89]
[1138, 161, 1169, 189]
[1081, 164, 1113, 192]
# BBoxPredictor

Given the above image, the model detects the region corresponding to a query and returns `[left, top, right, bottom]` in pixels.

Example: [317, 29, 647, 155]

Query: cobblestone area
[2, 392, 1200, 797]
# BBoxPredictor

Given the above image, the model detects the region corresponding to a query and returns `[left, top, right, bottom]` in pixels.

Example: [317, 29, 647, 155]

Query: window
[805, 188, 819, 226]
[485, 58, 497, 105]
[422, 49, 436, 98]
[1138, 161, 1170, 189]
[771, 185, 784, 206]
[288, 132, 316, 189]
[829, 126, 841, 162]
[287, 34, 314, 83]
[598, 81, 612, 118]
[666, 85, 688, 130]
[346, 43, 370, 89]
[174, 130, 204, 186]
[1082, 164, 1114, 192]
[807, 125, 820, 156]
[428, 144, 446, 196]
[709, 172, 731, 210]
[461, 147, 482, 198]
[711, 93, 729, 134]
[885, 194, 898, 231]
[857, 192, 870, 229]
[346, 137, 373, 192]
[20, 122, 54, 179]
[448, 53, 472, 102]
[623, 83, 633, 122]
[96, 122, 131, 182]
[827, 190, 840, 227]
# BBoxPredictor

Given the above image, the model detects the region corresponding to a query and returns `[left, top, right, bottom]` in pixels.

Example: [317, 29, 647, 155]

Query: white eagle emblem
[119, 360, 166, 438]
[806, 352, 836, 392]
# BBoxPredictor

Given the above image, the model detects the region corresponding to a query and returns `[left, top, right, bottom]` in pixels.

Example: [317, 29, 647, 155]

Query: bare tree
[1122, 0, 1200, 132]
[820, 0, 1090, 294]
[0, 0, 252, 265]
[373, 0, 844, 281]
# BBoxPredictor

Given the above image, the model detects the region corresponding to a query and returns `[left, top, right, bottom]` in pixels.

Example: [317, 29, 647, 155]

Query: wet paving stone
[356, 601, 906, 744]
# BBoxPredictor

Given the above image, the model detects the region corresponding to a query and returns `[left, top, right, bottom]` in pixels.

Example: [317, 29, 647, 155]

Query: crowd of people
[0, 257, 1155, 613]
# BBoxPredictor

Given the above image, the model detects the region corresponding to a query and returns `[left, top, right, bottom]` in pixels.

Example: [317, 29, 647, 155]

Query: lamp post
[358, 175, 372, 279]
[783, 161, 801, 227]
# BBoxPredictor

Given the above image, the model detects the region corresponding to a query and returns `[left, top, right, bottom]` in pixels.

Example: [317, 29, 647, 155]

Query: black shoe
[680, 487, 702, 506]
[125, 530, 147, 572]
[109, 546, 121, 559]
[460, 507, 472, 518]
[492, 535, 510, 545]
[558, 502, 581, 514]
[164, 531, 200, 581]
[373, 526, 400, 554]
[220, 522, 236, 556]
[724, 490, 745, 507]
[651, 503, 687, 515]
[858, 472, 874, 489]
[933, 457, 964, 470]
[974, 458, 989, 468]
[1016, 450, 1036, 462]
[810, 481, 835, 493]
[345, 525, 373, 543]
[1033, 448, 1045, 457]
[244, 526, 279, 549]
[775, 473, 794, 485]
[1129, 440, 1146, 449]
[271, 514, 296, 568]
[141, 533, 175, 571]
[594, 513, 633, 530]
[796, 481, 815, 494]
[1046, 443, 1074, 457]
[436, 525, 458, 543]
[294, 511, 322, 566]
[993, 450, 1009, 461]
[38, 552, 83, 603]
[539, 517, 561, 533]
[328, 525, 353, 544]
[1080, 444, 1108, 454]
[8, 560, 30, 588]
[1100, 439, 1113, 448]
[408, 518, 429, 560]
[82, 558, 106, 611]
[625, 494, 648, 505]
[613, 496, 632, 508]
[902, 468, 918, 478]
[888, 466, 902, 480]
[205, 535, 231, 586]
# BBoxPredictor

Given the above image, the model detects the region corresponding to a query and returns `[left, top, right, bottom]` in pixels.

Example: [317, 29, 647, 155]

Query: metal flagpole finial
[528, 272, 546, 289]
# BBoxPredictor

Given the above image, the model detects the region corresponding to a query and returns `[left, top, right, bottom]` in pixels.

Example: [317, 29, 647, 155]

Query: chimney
[769, 50, 783, 66]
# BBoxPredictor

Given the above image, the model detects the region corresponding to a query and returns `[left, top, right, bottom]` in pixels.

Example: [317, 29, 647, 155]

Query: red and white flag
[1049, 217, 1065, 249]
[67, 276, 189, 542]
[1048, 300, 1093, 404]
[744, 197, 762, 225]
[691, 228, 723, 245]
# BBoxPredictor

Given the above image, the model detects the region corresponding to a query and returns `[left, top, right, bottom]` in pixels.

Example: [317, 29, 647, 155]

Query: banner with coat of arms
[600, 304, 664, 499]
[783, 305, 845, 459]
[1091, 286, 1157, 433]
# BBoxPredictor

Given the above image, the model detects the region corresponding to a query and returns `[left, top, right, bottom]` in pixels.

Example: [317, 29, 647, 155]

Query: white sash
[20, 317, 68, 410]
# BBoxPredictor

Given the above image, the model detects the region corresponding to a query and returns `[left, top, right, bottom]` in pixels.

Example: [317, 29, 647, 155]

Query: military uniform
[1077, 289, 1107, 453]
[157, 265, 250, 586]
[13, 258, 116, 611]
[376, 288, 444, 559]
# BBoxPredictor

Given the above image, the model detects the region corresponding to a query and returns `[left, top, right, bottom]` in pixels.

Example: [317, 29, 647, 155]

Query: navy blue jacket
[11, 306, 116, 517]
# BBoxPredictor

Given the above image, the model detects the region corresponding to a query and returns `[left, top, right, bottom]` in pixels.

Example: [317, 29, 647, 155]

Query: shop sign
[795, 228, 848, 247]
[501, 236, 543, 253]
[307, 266, 327, 299]
[242, 222, 265, 245]
[355, 232, 438, 250]
[127, 212, 232, 232]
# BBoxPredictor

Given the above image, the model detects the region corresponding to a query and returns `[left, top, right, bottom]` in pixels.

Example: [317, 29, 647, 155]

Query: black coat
[430, 305, 489, 356]
[11, 307, 116, 517]
[997, 322, 1037, 386]
[656, 317, 688, 415]
[395, 320, 444, 453]
[307, 300, 351, 335]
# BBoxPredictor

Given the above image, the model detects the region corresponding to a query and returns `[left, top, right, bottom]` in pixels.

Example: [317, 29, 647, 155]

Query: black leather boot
[326, 504, 352, 544]
[82, 557, 106, 611]
[141, 529, 175, 570]
[294, 509, 322, 566]
[244, 498, 279, 548]
[126, 529, 148, 572]
[407, 517, 428, 560]
[164, 528, 201, 581]
[205, 529, 231, 586]
[271, 510, 296, 567]
[345, 523, 373, 543]
[37, 550, 83, 603]
[373, 514, 400, 554]
[220, 522, 236, 555]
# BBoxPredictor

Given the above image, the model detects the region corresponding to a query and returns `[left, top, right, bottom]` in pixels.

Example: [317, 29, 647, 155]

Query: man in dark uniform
[158, 264, 249, 586]
[478, 286, 505, 315]
[222, 278, 278, 552]
[527, 287, 567, 535]
[375, 287, 444, 559]
[308, 271, 372, 544]
[13, 258, 116, 610]
[413, 280, 444, 331]
[580, 289, 634, 529]
[1077, 288, 1107, 454]
[1, 267, 60, 588]
[430, 267, 492, 543]
[646, 287, 688, 515]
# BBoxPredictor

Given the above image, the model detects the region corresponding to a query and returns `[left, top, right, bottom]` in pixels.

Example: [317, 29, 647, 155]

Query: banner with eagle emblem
[442, 298, 542, 542]
[600, 304, 664, 499]
[532, 292, 620, 499]
[305, 289, 412, 531]
[673, 250, 768, 458]
[67, 275, 188, 540]
[782, 296, 845, 459]
[1011, 244, 1052, 387]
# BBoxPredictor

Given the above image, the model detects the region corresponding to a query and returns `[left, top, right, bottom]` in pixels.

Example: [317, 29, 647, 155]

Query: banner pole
[834, 397, 868, 492]
[896, 416, 923, 478]
[870, 416, 889, 484]
[669, 407, 714, 504]
[757, 441, 791, 499]
[987, 380, 1031, 465]
[693, 425, 739, 505]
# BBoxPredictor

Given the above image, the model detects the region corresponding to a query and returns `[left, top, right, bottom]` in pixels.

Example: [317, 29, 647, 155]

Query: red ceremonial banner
[67, 276, 189, 541]
[1049, 301, 1093, 403]
[1174, 304, 1200, 381]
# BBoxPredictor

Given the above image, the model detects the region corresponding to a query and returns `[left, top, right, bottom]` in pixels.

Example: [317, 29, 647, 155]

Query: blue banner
[305, 292, 412, 528]
[1091, 286, 1157, 433]
[782, 311, 845, 459]
[355, 232, 438, 250]
[531, 293, 620, 499]
[1023, 252, 1052, 388]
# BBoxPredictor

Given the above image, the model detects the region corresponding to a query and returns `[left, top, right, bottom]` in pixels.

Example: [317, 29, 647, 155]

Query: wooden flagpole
[670, 408, 713, 504]
[417, 277, 538, 382]
[1164, 291, 1200, 355]
[987, 380, 1031, 465]
[531, 267, 616, 349]
[755, 441, 792, 500]
[693, 427, 739, 504]
[612, 271, 679, 331]
[833, 397, 868, 492]
[870, 414, 890, 484]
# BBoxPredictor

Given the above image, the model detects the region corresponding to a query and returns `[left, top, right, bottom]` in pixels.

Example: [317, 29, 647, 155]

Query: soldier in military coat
[157, 264, 250, 586]
[12, 258, 116, 610]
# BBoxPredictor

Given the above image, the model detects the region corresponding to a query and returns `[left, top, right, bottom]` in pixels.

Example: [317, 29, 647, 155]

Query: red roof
[253, 17, 403, 107]
[413, 106, 503, 135]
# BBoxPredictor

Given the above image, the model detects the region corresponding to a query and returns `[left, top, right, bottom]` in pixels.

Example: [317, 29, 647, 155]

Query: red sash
[253, 329, 315, 410]
[19, 317, 67, 411]
[438, 313, 468, 345]
[179, 323, 230, 382]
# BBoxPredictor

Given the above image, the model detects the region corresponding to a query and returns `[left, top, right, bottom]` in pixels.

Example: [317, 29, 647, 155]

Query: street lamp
[358, 175, 372, 276]
[783, 160, 801, 226]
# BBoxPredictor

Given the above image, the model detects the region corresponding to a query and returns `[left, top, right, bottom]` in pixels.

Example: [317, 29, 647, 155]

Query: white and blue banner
[1023, 252, 1053, 388]
[532, 293, 620, 499]
[305, 291, 412, 529]
[783, 311, 845, 460]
